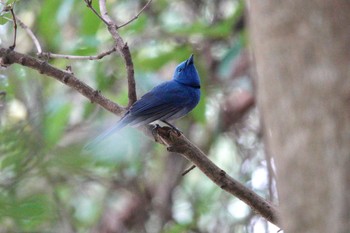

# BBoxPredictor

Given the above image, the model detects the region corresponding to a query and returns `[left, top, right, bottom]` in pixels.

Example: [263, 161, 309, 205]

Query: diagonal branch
[117, 0, 153, 29]
[0, 48, 124, 115]
[17, 18, 42, 54]
[152, 126, 280, 227]
[83, 0, 108, 25]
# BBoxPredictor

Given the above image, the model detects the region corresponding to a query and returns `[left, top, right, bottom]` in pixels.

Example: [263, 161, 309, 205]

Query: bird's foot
[161, 120, 182, 136]
[151, 124, 161, 139]
[171, 127, 182, 137]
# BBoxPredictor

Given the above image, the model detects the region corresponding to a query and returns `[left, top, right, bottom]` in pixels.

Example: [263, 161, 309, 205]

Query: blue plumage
[86, 54, 200, 148]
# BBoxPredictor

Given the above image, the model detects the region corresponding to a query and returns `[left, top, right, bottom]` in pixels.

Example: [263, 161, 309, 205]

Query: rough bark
[249, 1, 350, 232]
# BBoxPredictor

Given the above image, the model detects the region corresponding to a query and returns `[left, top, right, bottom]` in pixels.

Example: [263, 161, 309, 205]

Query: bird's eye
[178, 68, 183, 72]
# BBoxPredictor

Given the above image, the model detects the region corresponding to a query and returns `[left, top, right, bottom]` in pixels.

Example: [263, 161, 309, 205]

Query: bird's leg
[161, 120, 182, 136]
[151, 124, 161, 139]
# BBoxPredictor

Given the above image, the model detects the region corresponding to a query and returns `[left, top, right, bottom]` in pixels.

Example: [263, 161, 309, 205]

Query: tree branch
[97, 0, 137, 107]
[38, 48, 116, 60]
[16, 18, 42, 54]
[153, 126, 280, 227]
[117, 0, 153, 29]
[9, 7, 17, 50]
[83, 0, 108, 25]
[0, 48, 124, 115]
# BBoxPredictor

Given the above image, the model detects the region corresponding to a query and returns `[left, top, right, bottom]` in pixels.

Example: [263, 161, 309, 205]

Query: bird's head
[173, 54, 200, 88]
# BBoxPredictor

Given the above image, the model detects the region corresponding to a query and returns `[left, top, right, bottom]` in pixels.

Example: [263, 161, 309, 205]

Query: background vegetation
[0, 0, 277, 232]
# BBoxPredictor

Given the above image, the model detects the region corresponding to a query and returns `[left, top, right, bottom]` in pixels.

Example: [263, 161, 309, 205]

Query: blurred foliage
[0, 0, 277, 232]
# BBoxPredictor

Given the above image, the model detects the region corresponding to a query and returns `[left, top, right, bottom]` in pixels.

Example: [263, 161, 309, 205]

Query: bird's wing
[126, 82, 188, 126]
[84, 82, 189, 149]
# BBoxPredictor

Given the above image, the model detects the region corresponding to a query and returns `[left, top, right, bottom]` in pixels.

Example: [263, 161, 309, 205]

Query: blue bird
[86, 54, 200, 148]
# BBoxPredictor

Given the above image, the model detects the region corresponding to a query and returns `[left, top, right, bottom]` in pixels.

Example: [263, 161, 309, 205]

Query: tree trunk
[248, 1, 350, 232]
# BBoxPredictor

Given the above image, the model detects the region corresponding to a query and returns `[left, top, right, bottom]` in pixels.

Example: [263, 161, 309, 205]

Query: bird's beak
[186, 54, 194, 66]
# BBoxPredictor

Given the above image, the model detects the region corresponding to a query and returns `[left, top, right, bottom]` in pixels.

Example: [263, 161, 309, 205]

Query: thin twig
[84, 0, 137, 106]
[16, 15, 115, 60]
[16, 18, 42, 53]
[39, 47, 116, 60]
[98, 1, 122, 42]
[182, 164, 196, 176]
[98, 0, 137, 106]
[83, 0, 108, 25]
[117, 0, 152, 29]
[9, 8, 17, 50]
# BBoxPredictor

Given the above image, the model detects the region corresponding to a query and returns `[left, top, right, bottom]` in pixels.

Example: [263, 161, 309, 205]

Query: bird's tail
[83, 118, 128, 151]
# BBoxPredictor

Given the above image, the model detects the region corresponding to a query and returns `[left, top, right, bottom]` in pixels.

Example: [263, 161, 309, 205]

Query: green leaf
[0, 194, 53, 231]
[37, 0, 61, 49]
[14, 195, 52, 230]
[44, 104, 71, 148]
[0, 13, 11, 25]
[80, 0, 101, 36]
[0, 126, 30, 172]
[5, 0, 20, 4]
[163, 222, 194, 233]
[1, 150, 19, 169]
